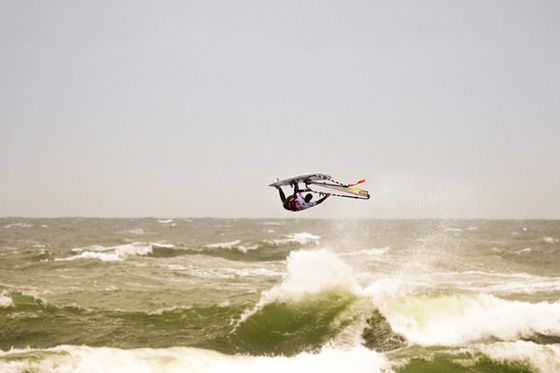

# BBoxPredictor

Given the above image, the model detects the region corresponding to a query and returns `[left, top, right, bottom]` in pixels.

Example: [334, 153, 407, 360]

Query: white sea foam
[542, 236, 558, 244]
[204, 240, 258, 253]
[237, 249, 360, 324]
[430, 271, 560, 294]
[189, 267, 282, 280]
[262, 249, 359, 302]
[0, 291, 14, 308]
[3, 222, 32, 229]
[362, 277, 413, 303]
[341, 247, 391, 257]
[205, 240, 241, 249]
[270, 232, 321, 245]
[128, 228, 145, 235]
[0, 345, 389, 373]
[479, 341, 560, 373]
[376, 293, 560, 346]
[444, 227, 463, 232]
[237, 245, 258, 253]
[479, 279, 560, 294]
[259, 221, 286, 226]
[151, 242, 175, 249]
[56, 244, 152, 262]
[158, 219, 173, 224]
[229, 268, 282, 277]
[163, 264, 189, 271]
[57, 252, 122, 262]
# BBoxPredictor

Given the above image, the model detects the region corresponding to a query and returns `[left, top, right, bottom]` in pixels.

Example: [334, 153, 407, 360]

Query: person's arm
[276, 186, 286, 203]
[315, 193, 331, 205]
[292, 182, 300, 196]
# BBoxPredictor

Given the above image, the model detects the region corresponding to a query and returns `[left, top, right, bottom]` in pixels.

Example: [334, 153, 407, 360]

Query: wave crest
[379, 293, 560, 346]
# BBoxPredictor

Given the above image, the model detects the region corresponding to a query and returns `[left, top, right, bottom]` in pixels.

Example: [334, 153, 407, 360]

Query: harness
[286, 195, 300, 211]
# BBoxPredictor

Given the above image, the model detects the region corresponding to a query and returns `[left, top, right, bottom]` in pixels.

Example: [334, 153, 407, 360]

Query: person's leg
[277, 186, 286, 202]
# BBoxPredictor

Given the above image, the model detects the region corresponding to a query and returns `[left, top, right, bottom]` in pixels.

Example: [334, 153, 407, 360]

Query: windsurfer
[276, 183, 330, 212]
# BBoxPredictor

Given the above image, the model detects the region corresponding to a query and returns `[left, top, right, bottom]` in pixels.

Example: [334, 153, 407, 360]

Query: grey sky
[1, 1, 559, 218]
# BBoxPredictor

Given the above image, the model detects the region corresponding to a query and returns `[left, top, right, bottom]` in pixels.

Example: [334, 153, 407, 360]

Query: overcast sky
[1, 1, 559, 219]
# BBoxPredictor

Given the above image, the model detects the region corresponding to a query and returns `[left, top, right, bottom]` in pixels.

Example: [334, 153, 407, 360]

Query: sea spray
[239, 249, 360, 322]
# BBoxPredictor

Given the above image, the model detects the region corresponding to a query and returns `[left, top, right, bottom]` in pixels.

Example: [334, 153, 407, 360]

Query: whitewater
[1, 218, 559, 372]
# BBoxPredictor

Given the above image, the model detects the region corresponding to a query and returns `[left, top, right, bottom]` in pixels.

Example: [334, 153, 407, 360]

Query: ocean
[1, 218, 559, 372]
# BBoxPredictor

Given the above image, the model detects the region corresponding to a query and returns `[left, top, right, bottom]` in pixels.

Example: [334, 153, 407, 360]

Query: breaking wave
[376, 293, 560, 346]
[0, 345, 390, 373]
[218, 249, 404, 356]
[164, 235, 323, 262]
[0, 291, 13, 308]
[55, 244, 153, 262]
[267, 232, 321, 245]
[3, 343, 558, 373]
[389, 342, 560, 373]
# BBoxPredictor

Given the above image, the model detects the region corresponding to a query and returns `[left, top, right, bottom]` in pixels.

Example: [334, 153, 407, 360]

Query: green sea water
[1, 218, 559, 372]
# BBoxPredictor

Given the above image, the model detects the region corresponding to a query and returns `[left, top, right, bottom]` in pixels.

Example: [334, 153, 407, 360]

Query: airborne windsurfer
[270, 173, 369, 211]
[276, 183, 330, 212]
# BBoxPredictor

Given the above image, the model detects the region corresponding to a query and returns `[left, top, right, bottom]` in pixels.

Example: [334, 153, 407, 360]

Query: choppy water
[1, 218, 559, 372]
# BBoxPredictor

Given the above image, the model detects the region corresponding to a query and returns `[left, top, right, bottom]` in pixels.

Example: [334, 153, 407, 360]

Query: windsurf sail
[270, 173, 370, 200]
[306, 180, 370, 199]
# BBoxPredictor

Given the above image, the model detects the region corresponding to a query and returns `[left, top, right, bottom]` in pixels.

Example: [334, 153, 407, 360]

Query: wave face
[220, 290, 357, 356]
[0, 293, 245, 350]
[1, 218, 560, 372]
